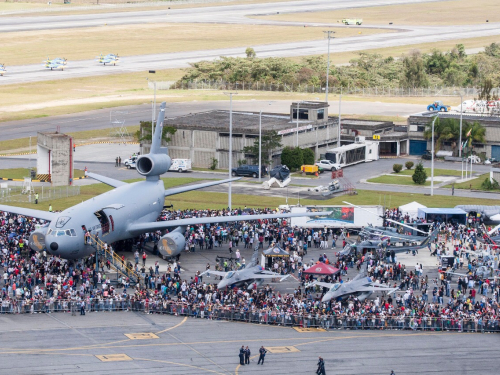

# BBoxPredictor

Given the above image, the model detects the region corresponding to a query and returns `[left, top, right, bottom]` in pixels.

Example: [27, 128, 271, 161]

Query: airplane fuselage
[40, 179, 165, 259]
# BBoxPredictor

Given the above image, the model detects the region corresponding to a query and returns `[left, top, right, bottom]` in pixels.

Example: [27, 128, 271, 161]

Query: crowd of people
[1, 208, 500, 333]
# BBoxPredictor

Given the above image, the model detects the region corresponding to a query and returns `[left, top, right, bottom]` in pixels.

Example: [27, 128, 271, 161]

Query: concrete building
[37, 132, 74, 186]
[408, 112, 500, 159]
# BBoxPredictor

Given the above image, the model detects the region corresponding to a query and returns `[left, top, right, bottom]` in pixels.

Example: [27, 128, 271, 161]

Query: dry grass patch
[0, 23, 391, 66]
[255, 0, 500, 26]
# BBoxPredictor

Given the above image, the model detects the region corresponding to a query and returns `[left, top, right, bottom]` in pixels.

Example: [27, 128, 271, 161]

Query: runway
[2, 0, 500, 85]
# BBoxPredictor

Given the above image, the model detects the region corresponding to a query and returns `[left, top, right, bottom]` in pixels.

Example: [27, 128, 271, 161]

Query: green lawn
[396, 168, 462, 177]
[0, 168, 85, 179]
[368, 175, 431, 186]
[443, 173, 500, 191]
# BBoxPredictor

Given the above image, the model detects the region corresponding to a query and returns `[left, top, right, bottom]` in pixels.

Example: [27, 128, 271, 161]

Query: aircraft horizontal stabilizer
[164, 177, 241, 197]
[85, 172, 127, 188]
[0, 205, 57, 222]
[128, 211, 330, 236]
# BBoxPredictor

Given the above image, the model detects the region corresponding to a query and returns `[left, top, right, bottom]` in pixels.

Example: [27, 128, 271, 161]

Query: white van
[169, 159, 192, 173]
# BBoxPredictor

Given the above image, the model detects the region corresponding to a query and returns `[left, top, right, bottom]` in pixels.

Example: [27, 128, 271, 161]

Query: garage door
[410, 140, 427, 155]
[491, 145, 500, 160]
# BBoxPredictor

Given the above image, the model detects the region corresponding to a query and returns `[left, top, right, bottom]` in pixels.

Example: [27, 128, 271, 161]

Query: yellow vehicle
[342, 18, 363, 25]
[301, 165, 320, 175]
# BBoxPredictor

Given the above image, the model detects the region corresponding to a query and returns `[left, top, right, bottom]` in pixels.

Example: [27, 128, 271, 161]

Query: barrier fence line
[152, 80, 500, 99]
[0, 299, 497, 333]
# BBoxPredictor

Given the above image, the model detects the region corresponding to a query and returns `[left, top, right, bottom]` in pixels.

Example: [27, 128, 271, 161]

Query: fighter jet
[0, 64, 6, 76]
[44, 61, 66, 71]
[441, 266, 498, 280]
[360, 224, 428, 243]
[307, 262, 398, 302]
[96, 54, 119, 66]
[0, 102, 328, 260]
[199, 246, 289, 289]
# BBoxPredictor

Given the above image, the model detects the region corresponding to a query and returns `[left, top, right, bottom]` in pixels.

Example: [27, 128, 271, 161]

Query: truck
[290, 204, 383, 228]
[169, 159, 191, 173]
[342, 18, 363, 25]
[427, 101, 451, 112]
[455, 99, 500, 115]
[324, 136, 379, 168]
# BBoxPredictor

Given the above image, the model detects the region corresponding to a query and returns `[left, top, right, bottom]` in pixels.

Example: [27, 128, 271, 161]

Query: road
[0, 100, 422, 142]
[2, 0, 500, 85]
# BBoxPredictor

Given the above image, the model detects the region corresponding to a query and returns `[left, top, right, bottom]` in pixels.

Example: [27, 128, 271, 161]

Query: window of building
[292, 108, 309, 120]
[317, 109, 324, 120]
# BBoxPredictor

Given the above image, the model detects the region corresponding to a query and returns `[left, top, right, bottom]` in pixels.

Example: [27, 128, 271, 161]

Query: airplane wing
[306, 280, 334, 289]
[86, 172, 127, 188]
[354, 283, 398, 293]
[127, 211, 330, 236]
[164, 178, 241, 197]
[0, 205, 57, 221]
[199, 270, 227, 277]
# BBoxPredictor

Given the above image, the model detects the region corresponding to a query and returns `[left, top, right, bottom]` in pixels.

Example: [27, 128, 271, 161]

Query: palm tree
[423, 117, 461, 154]
[463, 121, 486, 156]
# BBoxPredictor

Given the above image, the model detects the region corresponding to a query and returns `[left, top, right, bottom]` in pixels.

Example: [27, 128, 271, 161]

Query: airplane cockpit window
[329, 283, 341, 293]
[225, 271, 235, 279]
[54, 229, 77, 237]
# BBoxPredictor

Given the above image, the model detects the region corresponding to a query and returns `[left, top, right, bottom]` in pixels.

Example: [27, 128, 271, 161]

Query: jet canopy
[329, 283, 341, 293]
[225, 271, 235, 279]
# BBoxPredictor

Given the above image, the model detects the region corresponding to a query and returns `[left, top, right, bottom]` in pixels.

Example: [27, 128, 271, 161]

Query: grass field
[396, 168, 463, 177]
[5, 182, 497, 212]
[443, 173, 500, 191]
[256, 0, 500, 26]
[0, 23, 390, 66]
[0, 168, 85, 179]
[367, 175, 431, 186]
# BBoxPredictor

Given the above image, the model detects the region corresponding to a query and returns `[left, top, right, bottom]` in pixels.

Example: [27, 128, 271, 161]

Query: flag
[466, 128, 472, 138]
[462, 139, 468, 148]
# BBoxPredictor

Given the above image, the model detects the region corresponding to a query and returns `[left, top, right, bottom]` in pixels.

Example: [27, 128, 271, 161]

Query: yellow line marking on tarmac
[133, 357, 226, 374]
[266, 346, 300, 353]
[124, 333, 159, 340]
[235, 354, 259, 375]
[293, 327, 325, 332]
[96, 354, 132, 362]
[155, 316, 188, 334]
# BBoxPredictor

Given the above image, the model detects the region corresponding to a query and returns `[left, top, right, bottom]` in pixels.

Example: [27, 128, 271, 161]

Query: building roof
[164, 110, 333, 134]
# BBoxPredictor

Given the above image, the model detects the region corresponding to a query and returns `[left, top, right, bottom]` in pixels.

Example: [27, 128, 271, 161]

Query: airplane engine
[158, 227, 185, 257]
[29, 225, 49, 252]
[136, 153, 171, 177]
[247, 279, 264, 290]
[357, 292, 372, 301]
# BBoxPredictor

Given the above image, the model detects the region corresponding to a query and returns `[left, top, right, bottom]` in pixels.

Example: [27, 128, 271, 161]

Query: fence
[153, 80, 500, 98]
[0, 185, 80, 203]
[1, 299, 498, 333]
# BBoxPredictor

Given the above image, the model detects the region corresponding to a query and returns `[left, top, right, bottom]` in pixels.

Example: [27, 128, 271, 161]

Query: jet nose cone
[50, 242, 59, 251]
[322, 293, 332, 303]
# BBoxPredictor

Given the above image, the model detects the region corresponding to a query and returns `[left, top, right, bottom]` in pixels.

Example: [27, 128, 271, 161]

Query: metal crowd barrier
[1, 299, 498, 333]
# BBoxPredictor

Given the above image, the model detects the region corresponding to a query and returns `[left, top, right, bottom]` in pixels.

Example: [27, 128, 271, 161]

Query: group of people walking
[238, 345, 267, 366]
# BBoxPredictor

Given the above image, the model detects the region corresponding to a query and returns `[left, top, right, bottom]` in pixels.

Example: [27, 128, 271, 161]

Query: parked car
[231, 164, 268, 178]
[124, 156, 138, 166]
[421, 150, 432, 160]
[315, 159, 341, 171]
[169, 159, 192, 173]
[427, 101, 451, 112]
[467, 155, 481, 164]
[484, 157, 497, 165]
[127, 160, 136, 169]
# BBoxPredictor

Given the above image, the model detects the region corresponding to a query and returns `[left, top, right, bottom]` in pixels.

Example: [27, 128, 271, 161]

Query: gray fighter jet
[0, 102, 328, 260]
[200, 246, 290, 289]
[308, 262, 398, 302]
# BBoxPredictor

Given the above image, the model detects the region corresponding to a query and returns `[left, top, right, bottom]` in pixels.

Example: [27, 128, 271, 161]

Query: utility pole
[338, 86, 342, 148]
[430, 114, 439, 196]
[224, 92, 238, 210]
[323, 30, 335, 104]
[296, 101, 300, 147]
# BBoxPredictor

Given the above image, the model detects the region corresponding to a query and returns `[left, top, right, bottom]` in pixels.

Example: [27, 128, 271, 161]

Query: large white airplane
[0, 102, 328, 260]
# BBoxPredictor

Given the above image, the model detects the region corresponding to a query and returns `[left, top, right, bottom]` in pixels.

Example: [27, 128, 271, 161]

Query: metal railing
[1, 299, 497, 333]
[156, 80, 499, 98]
[0, 185, 80, 203]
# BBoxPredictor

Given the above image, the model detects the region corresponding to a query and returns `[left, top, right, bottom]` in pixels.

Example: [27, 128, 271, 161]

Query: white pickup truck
[315, 159, 341, 171]
[169, 159, 192, 173]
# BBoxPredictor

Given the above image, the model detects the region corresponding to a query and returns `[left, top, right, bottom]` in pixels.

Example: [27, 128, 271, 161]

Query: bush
[303, 148, 315, 165]
[209, 157, 218, 170]
[481, 177, 500, 190]
[405, 161, 414, 170]
[393, 164, 403, 173]
[412, 162, 427, 184]
[281, 146, 304, 171]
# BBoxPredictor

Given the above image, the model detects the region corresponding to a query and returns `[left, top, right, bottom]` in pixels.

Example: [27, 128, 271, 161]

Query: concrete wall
[37, 132, 73, 186]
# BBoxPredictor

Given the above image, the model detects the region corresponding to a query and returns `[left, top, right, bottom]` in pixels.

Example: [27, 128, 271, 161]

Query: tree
[302, 148, 315, 165]
[423, 117, 461, 154]
[280, 146, 303, 171]
[484, 43, 500, 58]
[426, 50, 450, 75]
[412, 162, 427, 185]
[242, 130, 282, 164]
[401, 50, 429, 88]
[136, 121, 177, 144]
[245, 47, 256, 59]
[462, 121, 486, 155]
[476, 78, 499, 101]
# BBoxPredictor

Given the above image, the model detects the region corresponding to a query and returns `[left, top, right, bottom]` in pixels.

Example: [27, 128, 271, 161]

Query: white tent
[399, 201, 427, 219]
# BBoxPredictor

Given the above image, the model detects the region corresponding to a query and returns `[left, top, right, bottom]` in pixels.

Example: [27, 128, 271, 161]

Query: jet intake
[29, 226, 48, 252]
[136, 154, 171, 177]
[158, 227, 185, 257]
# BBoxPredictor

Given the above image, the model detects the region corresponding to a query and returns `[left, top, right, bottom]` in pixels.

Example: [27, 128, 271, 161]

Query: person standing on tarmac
[316, 357, 325, 375]
[244, 346, 250, 365]
[239, 346, 245, 365]
[257, 346, 267, 365]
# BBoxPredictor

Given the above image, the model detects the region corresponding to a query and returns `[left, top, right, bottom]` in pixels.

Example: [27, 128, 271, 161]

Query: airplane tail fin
[247, 245, 260, 268]
[150, 101, 167, 155]
[353, 261, 368, 281]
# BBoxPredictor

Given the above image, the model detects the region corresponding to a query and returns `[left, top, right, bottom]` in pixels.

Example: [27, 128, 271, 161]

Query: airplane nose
[50, 242, 59, 251]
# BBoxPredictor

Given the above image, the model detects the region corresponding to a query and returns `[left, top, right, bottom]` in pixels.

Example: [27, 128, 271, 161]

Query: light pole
[224, 92, 237, 210]
[148, 70, 156, 143]
[430, 114, 439, 196]
[259, 110, 262, 182]
[296, 101, 300, 147]
[323, 30, 335, 104]
[338, 86, 342, 148]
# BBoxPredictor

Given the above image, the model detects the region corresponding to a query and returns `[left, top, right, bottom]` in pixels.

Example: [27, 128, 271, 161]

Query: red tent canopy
[303, 263, 340, 276]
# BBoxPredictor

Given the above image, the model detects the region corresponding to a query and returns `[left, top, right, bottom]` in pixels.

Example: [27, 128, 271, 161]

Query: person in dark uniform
[244, 346, 250, 365]
[239, 346, 245, 365]
[316, 357, 325, 375]
[257, 346, 267, 365]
